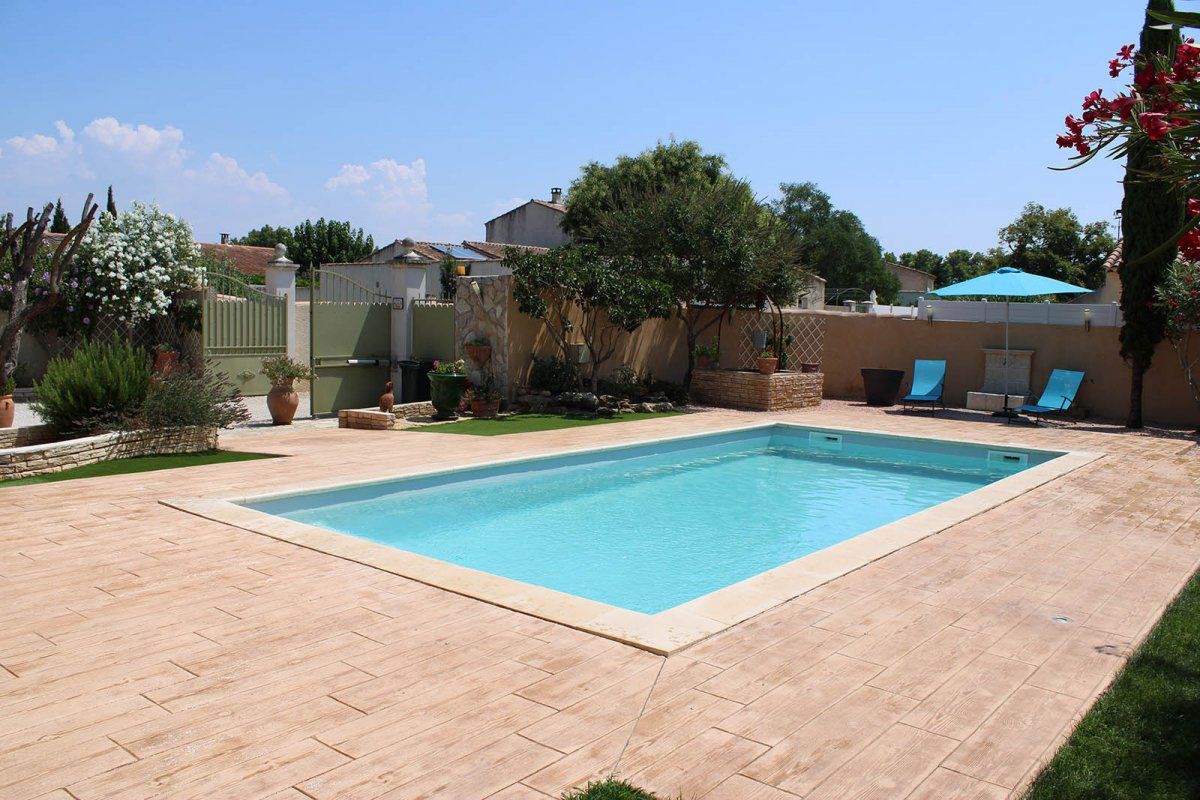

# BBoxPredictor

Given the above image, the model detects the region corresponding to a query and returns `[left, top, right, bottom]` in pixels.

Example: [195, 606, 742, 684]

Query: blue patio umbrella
[929, 267, 1090, 415]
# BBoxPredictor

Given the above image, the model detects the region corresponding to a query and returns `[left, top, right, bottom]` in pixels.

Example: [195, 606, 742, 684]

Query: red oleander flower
[1139, 112, 1172, 141]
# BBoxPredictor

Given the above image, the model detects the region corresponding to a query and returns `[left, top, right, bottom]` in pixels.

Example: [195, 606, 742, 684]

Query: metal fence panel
[411, 298, 455, 361]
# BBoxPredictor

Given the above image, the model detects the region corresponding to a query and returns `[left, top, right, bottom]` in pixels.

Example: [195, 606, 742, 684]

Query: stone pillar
[388, 238, 429, 385]
[454, 274, 511, 399]
[264, 243, 299, 360]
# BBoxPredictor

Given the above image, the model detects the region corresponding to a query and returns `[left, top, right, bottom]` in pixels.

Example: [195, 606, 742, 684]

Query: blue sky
[1, 1, 1141, 254]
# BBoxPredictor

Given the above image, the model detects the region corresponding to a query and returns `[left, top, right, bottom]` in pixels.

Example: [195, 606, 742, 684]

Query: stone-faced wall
[691, 369, 823, 411]
[454, 275, 511, 399]
[0, 426, 218, 481]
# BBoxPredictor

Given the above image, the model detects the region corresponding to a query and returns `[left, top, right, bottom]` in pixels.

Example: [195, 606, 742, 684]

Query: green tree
[506, 244, 672, 392]
[940, 248, 991, 285]
[595, 174, 803, 384]
[773, 182, 900, 302]
[105, 185, 117, 218]
[1121, 0, 1186, 428]
[996, 202, 1115, 289]
[234, 219, 374, 275]
[561, 139, 727, 242]
[49, 199, 70, 234]
[232, 224, 294, 251]
[896, 249, 944, 284]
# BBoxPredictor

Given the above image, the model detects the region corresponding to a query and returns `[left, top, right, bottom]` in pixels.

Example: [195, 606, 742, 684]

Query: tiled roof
[198, 242, 276, 276]
[1102, 242, 1123, 273]
[483, 198, 566, 225]
[43, 233, 276, 276]
[462, 241, 550, 259]
[884, 261, 936, 279]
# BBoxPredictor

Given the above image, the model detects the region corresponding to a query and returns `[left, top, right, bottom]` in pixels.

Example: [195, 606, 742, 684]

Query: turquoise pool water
[246, 425, 1057, 614]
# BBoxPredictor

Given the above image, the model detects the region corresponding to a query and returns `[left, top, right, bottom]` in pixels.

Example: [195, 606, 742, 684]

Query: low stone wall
[691, 369, 824, 411]
[0, 424, 55, 450]
[338, 401, 435, 431]
[0, 425, 218, 482]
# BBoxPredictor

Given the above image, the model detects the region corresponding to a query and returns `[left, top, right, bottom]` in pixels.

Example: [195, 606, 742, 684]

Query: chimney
[550, 187, 562, 204]
[220, 233, 230, 245]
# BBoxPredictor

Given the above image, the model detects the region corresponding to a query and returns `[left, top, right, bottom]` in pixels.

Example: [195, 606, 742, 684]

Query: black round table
[860, 368, 906, 406]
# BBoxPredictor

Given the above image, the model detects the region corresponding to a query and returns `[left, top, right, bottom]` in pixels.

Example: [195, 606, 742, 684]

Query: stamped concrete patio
[0, 402, 1196, 799]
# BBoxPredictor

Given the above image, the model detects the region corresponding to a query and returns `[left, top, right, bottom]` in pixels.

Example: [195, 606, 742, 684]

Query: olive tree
[506, 244, 672, 392]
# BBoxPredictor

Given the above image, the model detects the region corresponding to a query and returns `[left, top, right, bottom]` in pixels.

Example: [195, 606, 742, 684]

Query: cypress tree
[49, 199, 70, 233]
[1120, 0, 1185, 428]
[106, 185, 118, 218]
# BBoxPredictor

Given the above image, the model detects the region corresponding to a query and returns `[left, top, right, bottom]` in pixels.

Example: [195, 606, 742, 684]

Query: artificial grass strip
[406, 411, 683, 436]
[0, 449, 277, 486]
[562, 779, 660, 800]
[1025, 567, 1200, 800]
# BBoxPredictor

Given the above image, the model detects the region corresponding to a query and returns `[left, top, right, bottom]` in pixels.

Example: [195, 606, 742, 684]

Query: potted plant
[261, 355, 315, 425]
[694, 341, 720, 370]
[469, 373, 502, 419]
[801, 360, 821, 373]
[464, 337, 492, 367]
[0, 374, 14, 429]
[153, 343, 178, 377]
[428, 358, 468, 420]
[757, 350, 779, 375]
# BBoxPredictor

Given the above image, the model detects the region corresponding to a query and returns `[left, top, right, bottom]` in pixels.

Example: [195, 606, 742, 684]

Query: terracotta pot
[801, 362, 821, 373]
[696, 355, 713, 370]
[471, 398, 501, 419]
[428, 372, 467, 420]
[464, 343, 492, 367]
[153, 350, 179, 377]
[379, 381, 394, 412]
[267, 380, 300, 425]
[758, 357, 779, 376]
[0, 395, 13, 429]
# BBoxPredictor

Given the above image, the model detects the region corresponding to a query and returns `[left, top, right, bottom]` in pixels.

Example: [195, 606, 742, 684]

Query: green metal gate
[202, 270, 288, 396]
[410, 298, 456, 361]
[309, 267, 392, 416]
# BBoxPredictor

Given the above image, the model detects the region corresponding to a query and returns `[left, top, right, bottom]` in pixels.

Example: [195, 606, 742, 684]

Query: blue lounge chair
[1012, 369, 1085, 425]
[902, 359, 946, 413]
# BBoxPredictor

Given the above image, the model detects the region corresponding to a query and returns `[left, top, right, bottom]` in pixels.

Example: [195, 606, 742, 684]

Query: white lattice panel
[733, 311, 826, 370]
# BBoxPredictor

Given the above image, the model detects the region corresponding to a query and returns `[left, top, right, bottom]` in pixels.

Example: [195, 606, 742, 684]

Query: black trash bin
[414, 359, 435, 402]
[397, 360, 420, 404]
[861, 368, 906, 407]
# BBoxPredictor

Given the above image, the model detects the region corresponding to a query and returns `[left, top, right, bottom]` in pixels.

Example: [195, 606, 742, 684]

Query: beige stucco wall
[486, 203, 570, 249]
[503, 290, 1198, 427]
[888, 264, 935, 294]
[774, 312, 1195, 428]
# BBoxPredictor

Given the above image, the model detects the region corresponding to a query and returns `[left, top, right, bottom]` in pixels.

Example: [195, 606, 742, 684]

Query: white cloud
[1, 118, 477, 244]
[83, 117, 186, 166]
[324, 163, 371, 190]
[188, 152, 288, 198]
[322, 157, 472, 240]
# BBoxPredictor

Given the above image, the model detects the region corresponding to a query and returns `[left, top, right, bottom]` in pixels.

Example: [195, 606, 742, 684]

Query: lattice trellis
[732, 311, 825, 370]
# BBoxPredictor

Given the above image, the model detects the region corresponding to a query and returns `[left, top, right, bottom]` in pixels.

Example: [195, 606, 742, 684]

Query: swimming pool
[244, 425, 1062, 615]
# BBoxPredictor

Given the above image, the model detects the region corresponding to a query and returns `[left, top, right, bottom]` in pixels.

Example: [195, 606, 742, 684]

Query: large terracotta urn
[428, 372, 467, 421]
[0, 394, 13, 429]
[267, 378, 300, 425]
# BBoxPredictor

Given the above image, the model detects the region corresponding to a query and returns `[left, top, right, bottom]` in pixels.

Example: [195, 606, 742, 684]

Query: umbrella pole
[994, 298, 1016, 418]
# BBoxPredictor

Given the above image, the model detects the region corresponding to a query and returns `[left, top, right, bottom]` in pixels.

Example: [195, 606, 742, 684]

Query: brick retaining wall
[691, 369, 823, 411]
[0, 426, 218, 481]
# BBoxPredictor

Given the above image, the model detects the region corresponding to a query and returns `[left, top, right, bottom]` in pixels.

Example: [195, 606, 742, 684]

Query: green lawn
[562, 779, 659, 800]
[1025, 567, 1200, 800]
[0, 450, 276, 486]
[406, 411, 682, 436]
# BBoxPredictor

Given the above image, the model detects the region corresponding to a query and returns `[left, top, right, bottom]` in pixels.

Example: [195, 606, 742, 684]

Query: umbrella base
[992, 408, 1020, 419]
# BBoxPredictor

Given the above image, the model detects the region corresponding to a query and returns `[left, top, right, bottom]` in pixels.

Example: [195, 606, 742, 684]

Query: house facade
[484, 189, 569, 249]
[884, 261, 936, 305]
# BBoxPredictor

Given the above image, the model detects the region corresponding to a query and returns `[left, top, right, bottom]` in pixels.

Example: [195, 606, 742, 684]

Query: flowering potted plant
[694, 341, 719, 370]
[757, 350, 779, 375]
[428, 358, 467, 420]
[0, 374, 14, 429]
[153, 343, 178, 377]
[261, 355, 315, 425]
[463, 337, 492, 367]
[468, 373, 502, 419]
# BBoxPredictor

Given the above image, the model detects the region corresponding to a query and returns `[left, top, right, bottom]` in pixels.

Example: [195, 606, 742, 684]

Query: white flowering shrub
[70, 202, 203, 328]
